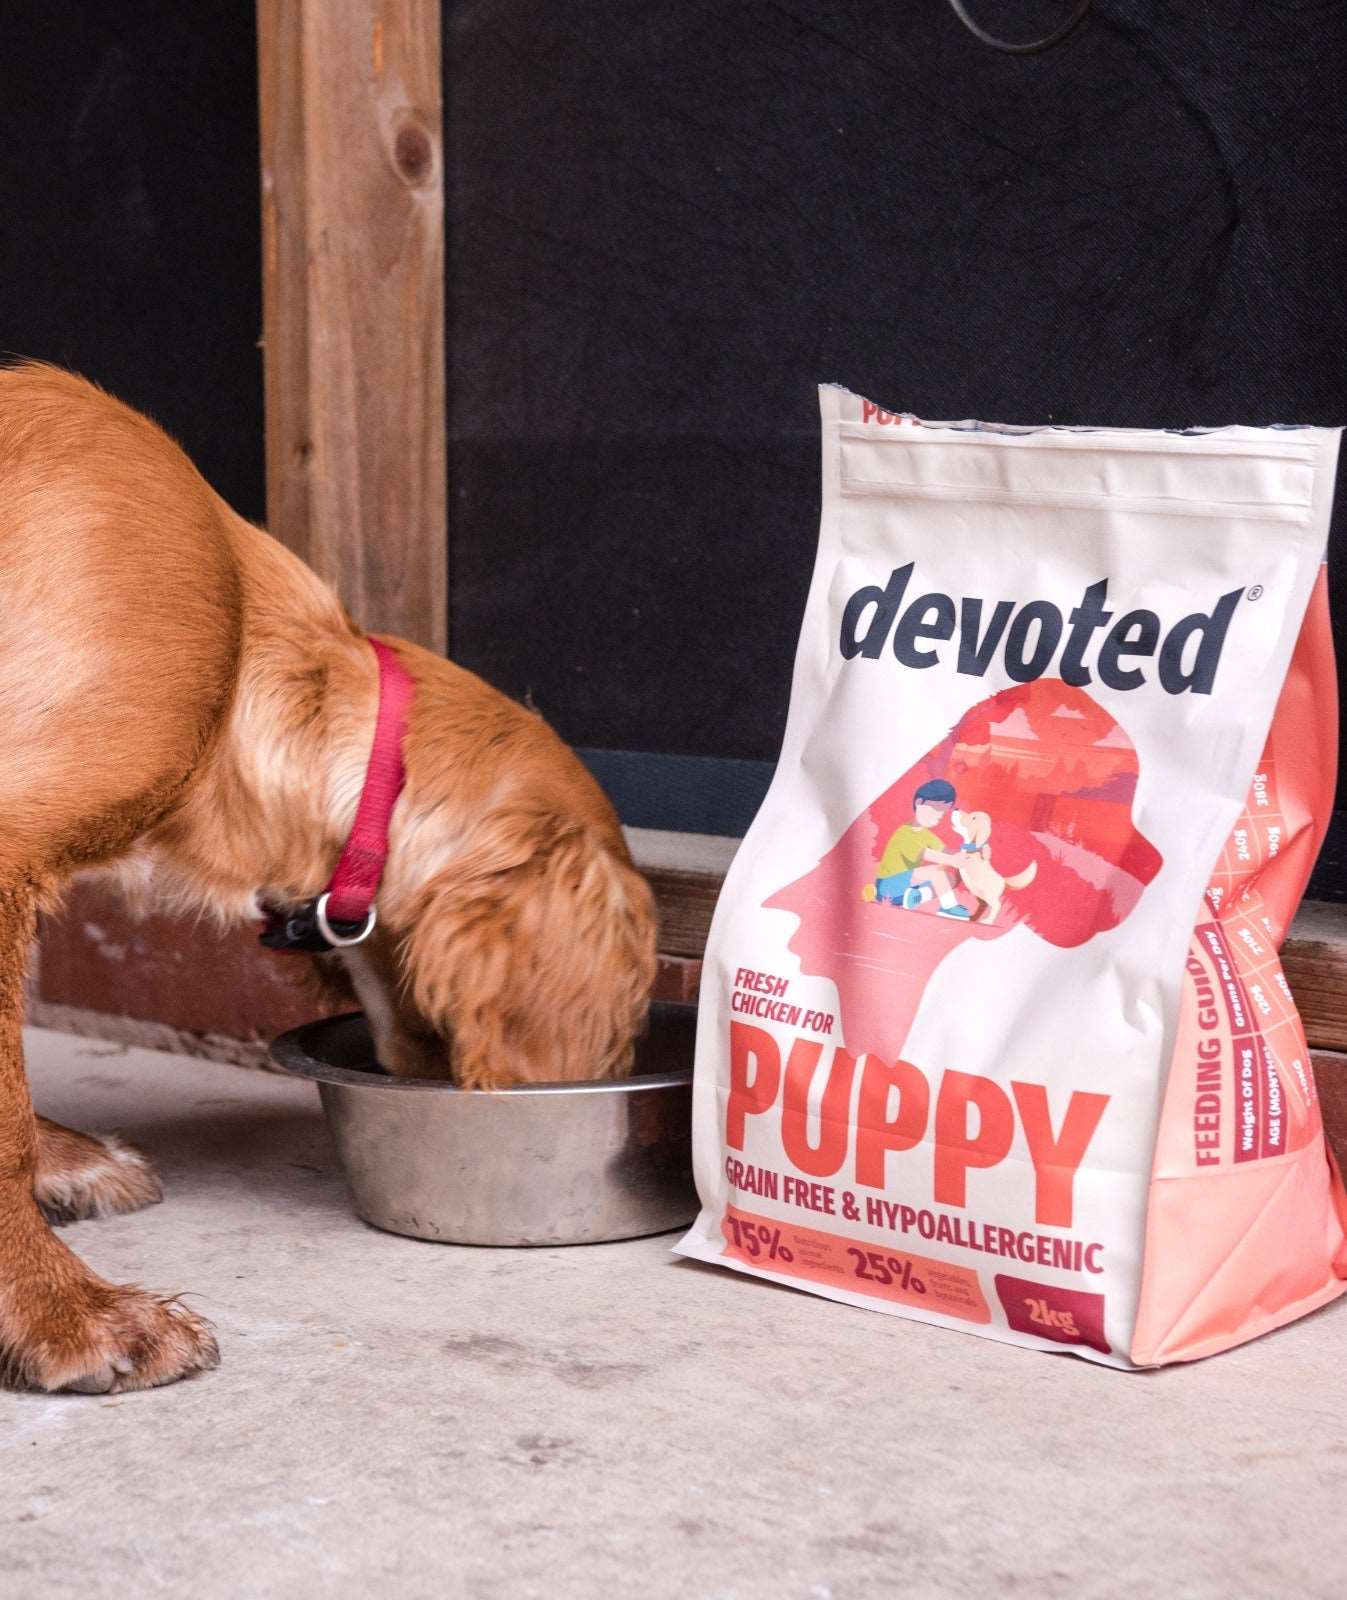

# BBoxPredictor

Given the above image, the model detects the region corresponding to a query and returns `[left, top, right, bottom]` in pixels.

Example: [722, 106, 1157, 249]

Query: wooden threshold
[626, 828, 739, 962]
[1282, 901, 1347, 1052]
[627, 828, 1347, 1053]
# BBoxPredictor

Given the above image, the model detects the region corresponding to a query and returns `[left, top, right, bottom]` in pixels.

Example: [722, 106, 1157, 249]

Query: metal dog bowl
[269, 1003, 697, 1246]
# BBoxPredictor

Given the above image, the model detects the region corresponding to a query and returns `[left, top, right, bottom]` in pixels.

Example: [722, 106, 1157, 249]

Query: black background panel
[444, 0, 1347, 886]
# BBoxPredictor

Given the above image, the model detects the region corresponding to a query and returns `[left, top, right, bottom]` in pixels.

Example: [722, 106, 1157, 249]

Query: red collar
[260, 637, 415, 953]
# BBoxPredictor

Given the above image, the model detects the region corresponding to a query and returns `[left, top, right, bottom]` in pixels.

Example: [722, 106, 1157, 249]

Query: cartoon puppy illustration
[949, 809, 1038, 924]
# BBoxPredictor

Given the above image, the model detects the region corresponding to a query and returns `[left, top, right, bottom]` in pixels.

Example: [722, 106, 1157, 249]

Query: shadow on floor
[55, 1102, 350, 1214]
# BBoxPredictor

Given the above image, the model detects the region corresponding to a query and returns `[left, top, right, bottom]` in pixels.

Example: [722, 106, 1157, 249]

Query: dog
[949, 809, 1037, 924]
[0, 362, 657, 1394]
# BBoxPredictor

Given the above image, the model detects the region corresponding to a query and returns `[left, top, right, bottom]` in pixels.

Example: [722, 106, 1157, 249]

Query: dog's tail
[401, 807, 658, 1088]
[1003, 860, 1038, 891]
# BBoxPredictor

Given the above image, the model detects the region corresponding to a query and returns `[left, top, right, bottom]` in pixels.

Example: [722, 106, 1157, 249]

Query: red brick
[38, 881, 336, 1042]
[653, 955, 702, 1004]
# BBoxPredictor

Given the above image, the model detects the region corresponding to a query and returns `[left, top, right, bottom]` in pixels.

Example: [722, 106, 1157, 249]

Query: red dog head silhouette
[765, 680, 1162, 1061]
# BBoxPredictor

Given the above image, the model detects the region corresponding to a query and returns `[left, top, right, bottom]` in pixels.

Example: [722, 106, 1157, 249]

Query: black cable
[944, 0, 1093, 54]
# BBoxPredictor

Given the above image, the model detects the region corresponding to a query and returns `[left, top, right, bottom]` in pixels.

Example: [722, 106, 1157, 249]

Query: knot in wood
[393, 121, 434, 187]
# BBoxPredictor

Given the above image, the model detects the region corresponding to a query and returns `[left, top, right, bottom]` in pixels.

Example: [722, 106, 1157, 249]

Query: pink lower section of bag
[1131, 571, 1347, 1364]
[678, 1210, 1125, 1362]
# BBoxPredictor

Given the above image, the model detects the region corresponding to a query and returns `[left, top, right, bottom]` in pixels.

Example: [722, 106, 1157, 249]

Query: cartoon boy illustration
[863, 778, 971, 920]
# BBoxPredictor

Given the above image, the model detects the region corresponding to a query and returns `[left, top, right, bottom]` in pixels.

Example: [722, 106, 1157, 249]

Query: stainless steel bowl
[269, 1003, 697, 1246]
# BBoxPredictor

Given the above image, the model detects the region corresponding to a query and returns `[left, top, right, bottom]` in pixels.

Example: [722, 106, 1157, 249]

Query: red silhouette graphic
[765, 681, 1163, 1061]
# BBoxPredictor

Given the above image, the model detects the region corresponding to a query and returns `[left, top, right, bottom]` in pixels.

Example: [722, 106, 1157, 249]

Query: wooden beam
[626, 830, 1347, 1052]
[257, 0, 446, 652]
[1281, 900, 1347, 1053]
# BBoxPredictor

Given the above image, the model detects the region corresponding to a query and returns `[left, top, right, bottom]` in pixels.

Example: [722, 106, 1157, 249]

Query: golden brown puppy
[0, 362, 657, 1394]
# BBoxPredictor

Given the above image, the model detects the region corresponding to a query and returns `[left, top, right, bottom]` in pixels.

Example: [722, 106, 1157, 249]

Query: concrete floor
[5, 1028, 1347, 1600]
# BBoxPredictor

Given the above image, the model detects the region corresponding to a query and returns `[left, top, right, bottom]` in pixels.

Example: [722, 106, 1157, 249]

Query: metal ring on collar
[315, 892, 377, 947]
[945, 0, 1092, 54]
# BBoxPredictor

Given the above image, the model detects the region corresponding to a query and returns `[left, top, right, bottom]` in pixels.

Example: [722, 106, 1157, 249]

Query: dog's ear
[971, 812, 992, 847]
[396, 808, 657, 1088]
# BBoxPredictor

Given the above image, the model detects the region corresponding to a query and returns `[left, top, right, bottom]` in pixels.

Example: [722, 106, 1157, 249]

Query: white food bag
[675, 386, 1347, 1367]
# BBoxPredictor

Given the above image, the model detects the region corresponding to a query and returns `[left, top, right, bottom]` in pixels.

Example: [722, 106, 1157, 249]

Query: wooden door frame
[256, 0, 446, 652]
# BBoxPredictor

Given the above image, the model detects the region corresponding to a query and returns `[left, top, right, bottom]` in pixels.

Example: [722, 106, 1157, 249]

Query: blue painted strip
[577, 749, 774, 837]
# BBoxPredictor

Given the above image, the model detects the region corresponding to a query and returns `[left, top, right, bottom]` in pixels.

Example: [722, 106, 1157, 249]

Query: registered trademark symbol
[1247, 585, 1264, 601]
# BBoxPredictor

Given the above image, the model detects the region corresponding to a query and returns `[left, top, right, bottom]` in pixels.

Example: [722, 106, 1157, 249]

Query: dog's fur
[949, 809, 1037, 924]
[0, 363, 657, 1393]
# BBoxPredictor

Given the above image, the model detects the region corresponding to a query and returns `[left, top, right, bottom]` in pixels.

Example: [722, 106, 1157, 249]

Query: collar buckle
[314, 891, 377, 948]
[258, 894, 375, 953]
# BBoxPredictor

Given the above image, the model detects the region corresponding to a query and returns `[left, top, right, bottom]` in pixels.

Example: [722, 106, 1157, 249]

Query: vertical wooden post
[257, 0, 446, 652]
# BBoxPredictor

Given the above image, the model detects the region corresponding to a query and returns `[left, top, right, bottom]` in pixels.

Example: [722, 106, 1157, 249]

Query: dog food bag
[675, 386, 1347, 1366]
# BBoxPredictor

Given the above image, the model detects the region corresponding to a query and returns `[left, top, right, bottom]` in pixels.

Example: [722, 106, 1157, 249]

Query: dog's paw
[5, 1284, 220, 1395]
[35, 1124, 163, 1224]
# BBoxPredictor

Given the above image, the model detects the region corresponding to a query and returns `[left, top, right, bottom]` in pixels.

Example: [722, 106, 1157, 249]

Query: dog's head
[321, 821, 656, 1088]
[382, 807, 657, 1087]
[294, 638, 657, 1087]
[951, 808, 992, 848]
[313, 654, 657, 1087]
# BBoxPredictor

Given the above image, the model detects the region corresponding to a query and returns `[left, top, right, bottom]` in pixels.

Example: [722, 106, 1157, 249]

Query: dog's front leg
[0, 883, 217, 1394]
